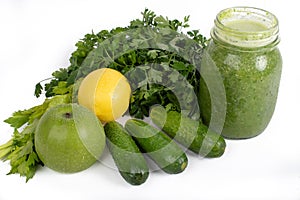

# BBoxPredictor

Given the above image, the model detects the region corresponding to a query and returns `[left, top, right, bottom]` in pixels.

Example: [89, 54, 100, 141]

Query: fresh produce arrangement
[0, 9, 226, 185]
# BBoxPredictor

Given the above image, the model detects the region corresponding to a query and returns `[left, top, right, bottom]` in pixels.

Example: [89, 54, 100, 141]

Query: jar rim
[212, 6, 280, 48]
[216, 7, 279, 34]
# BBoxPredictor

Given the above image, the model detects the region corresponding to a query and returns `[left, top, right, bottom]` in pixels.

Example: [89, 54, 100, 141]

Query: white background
[0, 0, 299, 200]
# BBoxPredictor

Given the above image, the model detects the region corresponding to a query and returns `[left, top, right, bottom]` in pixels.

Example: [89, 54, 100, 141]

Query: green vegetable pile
[0, 9, 216, 182]
[35, 8, 208, 118]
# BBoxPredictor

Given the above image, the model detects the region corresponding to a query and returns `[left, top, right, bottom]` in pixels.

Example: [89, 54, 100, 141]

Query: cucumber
[125, 119, 188, 174]
[104, 121, 149, 185]
[150, 106, 226, 158]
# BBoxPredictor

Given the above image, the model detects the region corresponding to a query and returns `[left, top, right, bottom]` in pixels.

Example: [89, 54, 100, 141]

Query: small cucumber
[104, 121, 149, 185]
[150, 106, 226, 158]
[125, 119, 188, 174]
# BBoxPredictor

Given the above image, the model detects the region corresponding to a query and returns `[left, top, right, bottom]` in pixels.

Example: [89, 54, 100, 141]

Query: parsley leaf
[34, 83, 43, 98]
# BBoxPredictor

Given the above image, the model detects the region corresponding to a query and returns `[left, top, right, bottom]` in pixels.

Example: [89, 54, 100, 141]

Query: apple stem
[64, 112, 73, 119]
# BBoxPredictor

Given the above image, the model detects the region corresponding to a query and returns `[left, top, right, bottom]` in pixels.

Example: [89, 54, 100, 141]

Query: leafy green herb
[0, 120, 41, 182]
[34, 83, 43, 98]
[36, 8, 207, 118]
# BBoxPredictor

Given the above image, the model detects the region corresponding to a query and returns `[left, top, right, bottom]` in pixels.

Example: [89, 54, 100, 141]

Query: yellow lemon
[78, 68, 131, 122]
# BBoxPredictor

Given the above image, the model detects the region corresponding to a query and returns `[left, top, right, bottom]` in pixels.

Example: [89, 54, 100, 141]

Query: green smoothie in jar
[199, 7, 282, 139]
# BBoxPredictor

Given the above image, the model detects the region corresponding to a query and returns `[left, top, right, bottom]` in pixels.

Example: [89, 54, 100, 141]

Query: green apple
[35, 103, 106, 173]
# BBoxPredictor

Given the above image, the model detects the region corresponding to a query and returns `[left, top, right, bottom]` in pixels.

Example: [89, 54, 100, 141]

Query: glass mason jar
[199, 7, 282, 139]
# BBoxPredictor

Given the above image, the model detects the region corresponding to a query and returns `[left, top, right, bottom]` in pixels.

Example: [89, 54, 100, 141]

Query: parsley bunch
[1, 9, 207, 181]
[35, 8, 207, 118]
